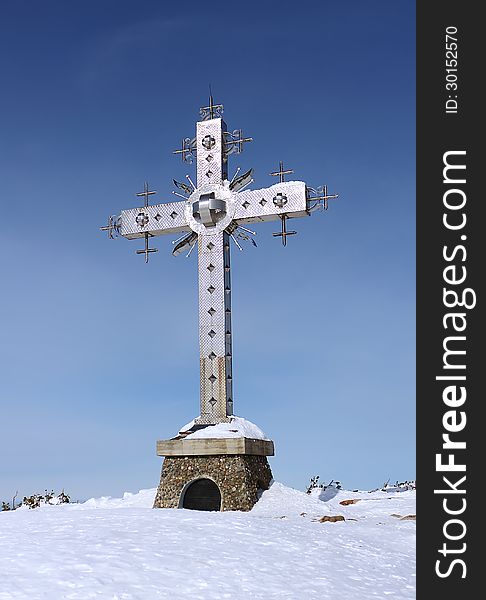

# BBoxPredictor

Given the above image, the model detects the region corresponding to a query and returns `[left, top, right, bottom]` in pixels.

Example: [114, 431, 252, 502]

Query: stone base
[153, 454, 273, 512]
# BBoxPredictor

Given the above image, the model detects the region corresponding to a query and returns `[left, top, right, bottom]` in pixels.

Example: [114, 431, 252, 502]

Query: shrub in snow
[306, 476, 323, 494]
[22, 493, 45, 509]
[1, 491, 20, 511]
[306, 476, 342, 494]
[367, 479, 416, 493]
[382, 480, 416, 492]
[327, 480, 342, 490]
[57, 490, 71, 504]
[21, 490, 71, 509]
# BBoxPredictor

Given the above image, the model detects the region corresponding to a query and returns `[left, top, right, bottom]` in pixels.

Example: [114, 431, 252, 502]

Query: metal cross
[270, 161, 294, 183]
[101, 97, 337, 425]
[136, 181, 157, 207]
[224, 129, 253, 155]
[306, 184, 339, 211]
[100, 215, 118, 239]
[272, 215, 297, 246]
[136, 232, 158, 263]
[173, 137, 196, 163]
[200, 92, 224, 121]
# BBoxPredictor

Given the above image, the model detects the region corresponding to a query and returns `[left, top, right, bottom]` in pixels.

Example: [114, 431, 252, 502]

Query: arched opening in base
[181, 478, 222, 511]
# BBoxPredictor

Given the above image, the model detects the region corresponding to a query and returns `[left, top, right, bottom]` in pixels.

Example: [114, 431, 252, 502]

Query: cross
[99, 215, 119, 239]
[224, 129, 253, 155]
[272, 215, 297, 246]
[269, 161, 294, 183]
[136, 232, 158, 263]
[173, 137, 196, 163]
[136, 181, 157, 207]
[306, 184, 339, 210]
[101, 96, 337, 425]
[200, 92, 224, 121]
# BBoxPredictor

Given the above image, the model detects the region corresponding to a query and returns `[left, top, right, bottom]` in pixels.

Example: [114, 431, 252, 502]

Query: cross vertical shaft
[197, 231, 233, 423]
[195, 115, 232, 424]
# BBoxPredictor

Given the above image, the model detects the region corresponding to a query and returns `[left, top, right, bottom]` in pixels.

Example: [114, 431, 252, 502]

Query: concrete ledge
[156, 437, 275, 457]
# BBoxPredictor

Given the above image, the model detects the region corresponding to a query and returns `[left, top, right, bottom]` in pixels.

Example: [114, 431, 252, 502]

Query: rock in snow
[0, 482, 415, 599]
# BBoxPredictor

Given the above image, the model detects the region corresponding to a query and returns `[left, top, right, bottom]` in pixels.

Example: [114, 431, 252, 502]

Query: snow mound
[80, 487, 156, 509]
[181, 415, 269, 440]
[251, 481, 331, 516]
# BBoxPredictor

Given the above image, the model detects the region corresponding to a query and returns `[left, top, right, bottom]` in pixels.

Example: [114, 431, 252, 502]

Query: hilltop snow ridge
[0, 482, 415, 599]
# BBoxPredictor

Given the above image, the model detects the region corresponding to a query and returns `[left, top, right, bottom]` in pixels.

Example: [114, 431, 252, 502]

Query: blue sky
[0, 0, 415, 501]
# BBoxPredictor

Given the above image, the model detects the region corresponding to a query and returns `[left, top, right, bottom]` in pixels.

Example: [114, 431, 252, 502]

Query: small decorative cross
[136, 232, 158, 263]
[200, 93, 224, 121]
[272, 215, 297, 247]
[99, 215, 118, 239]
[306, 184, 339, 210]
[224, 129, 253, 155]
[173, 137, 197, 163]
[269, 161, 294, 183]
[136, 181, 157, 207]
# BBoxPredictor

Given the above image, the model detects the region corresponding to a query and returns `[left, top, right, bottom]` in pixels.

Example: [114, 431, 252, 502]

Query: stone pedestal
[153, 437, 274, 512]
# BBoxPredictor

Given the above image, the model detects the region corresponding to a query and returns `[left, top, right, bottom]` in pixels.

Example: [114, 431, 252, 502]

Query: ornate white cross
[101, 97, 337, 425]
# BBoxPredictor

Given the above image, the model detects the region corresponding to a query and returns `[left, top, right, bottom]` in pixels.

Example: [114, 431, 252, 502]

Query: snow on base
[180, 415, 269, 440]
[0, 482, 415, 600]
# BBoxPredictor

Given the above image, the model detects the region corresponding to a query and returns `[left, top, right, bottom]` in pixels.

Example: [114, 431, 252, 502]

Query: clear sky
[0, 0, 415, 501]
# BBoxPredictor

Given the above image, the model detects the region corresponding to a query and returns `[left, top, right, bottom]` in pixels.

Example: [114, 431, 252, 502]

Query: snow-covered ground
[0, 482, 415, 599]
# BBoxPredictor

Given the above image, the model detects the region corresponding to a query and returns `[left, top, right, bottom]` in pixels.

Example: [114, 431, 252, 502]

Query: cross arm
[119, 200, 190, 240]
[233, 181, 309, 225]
